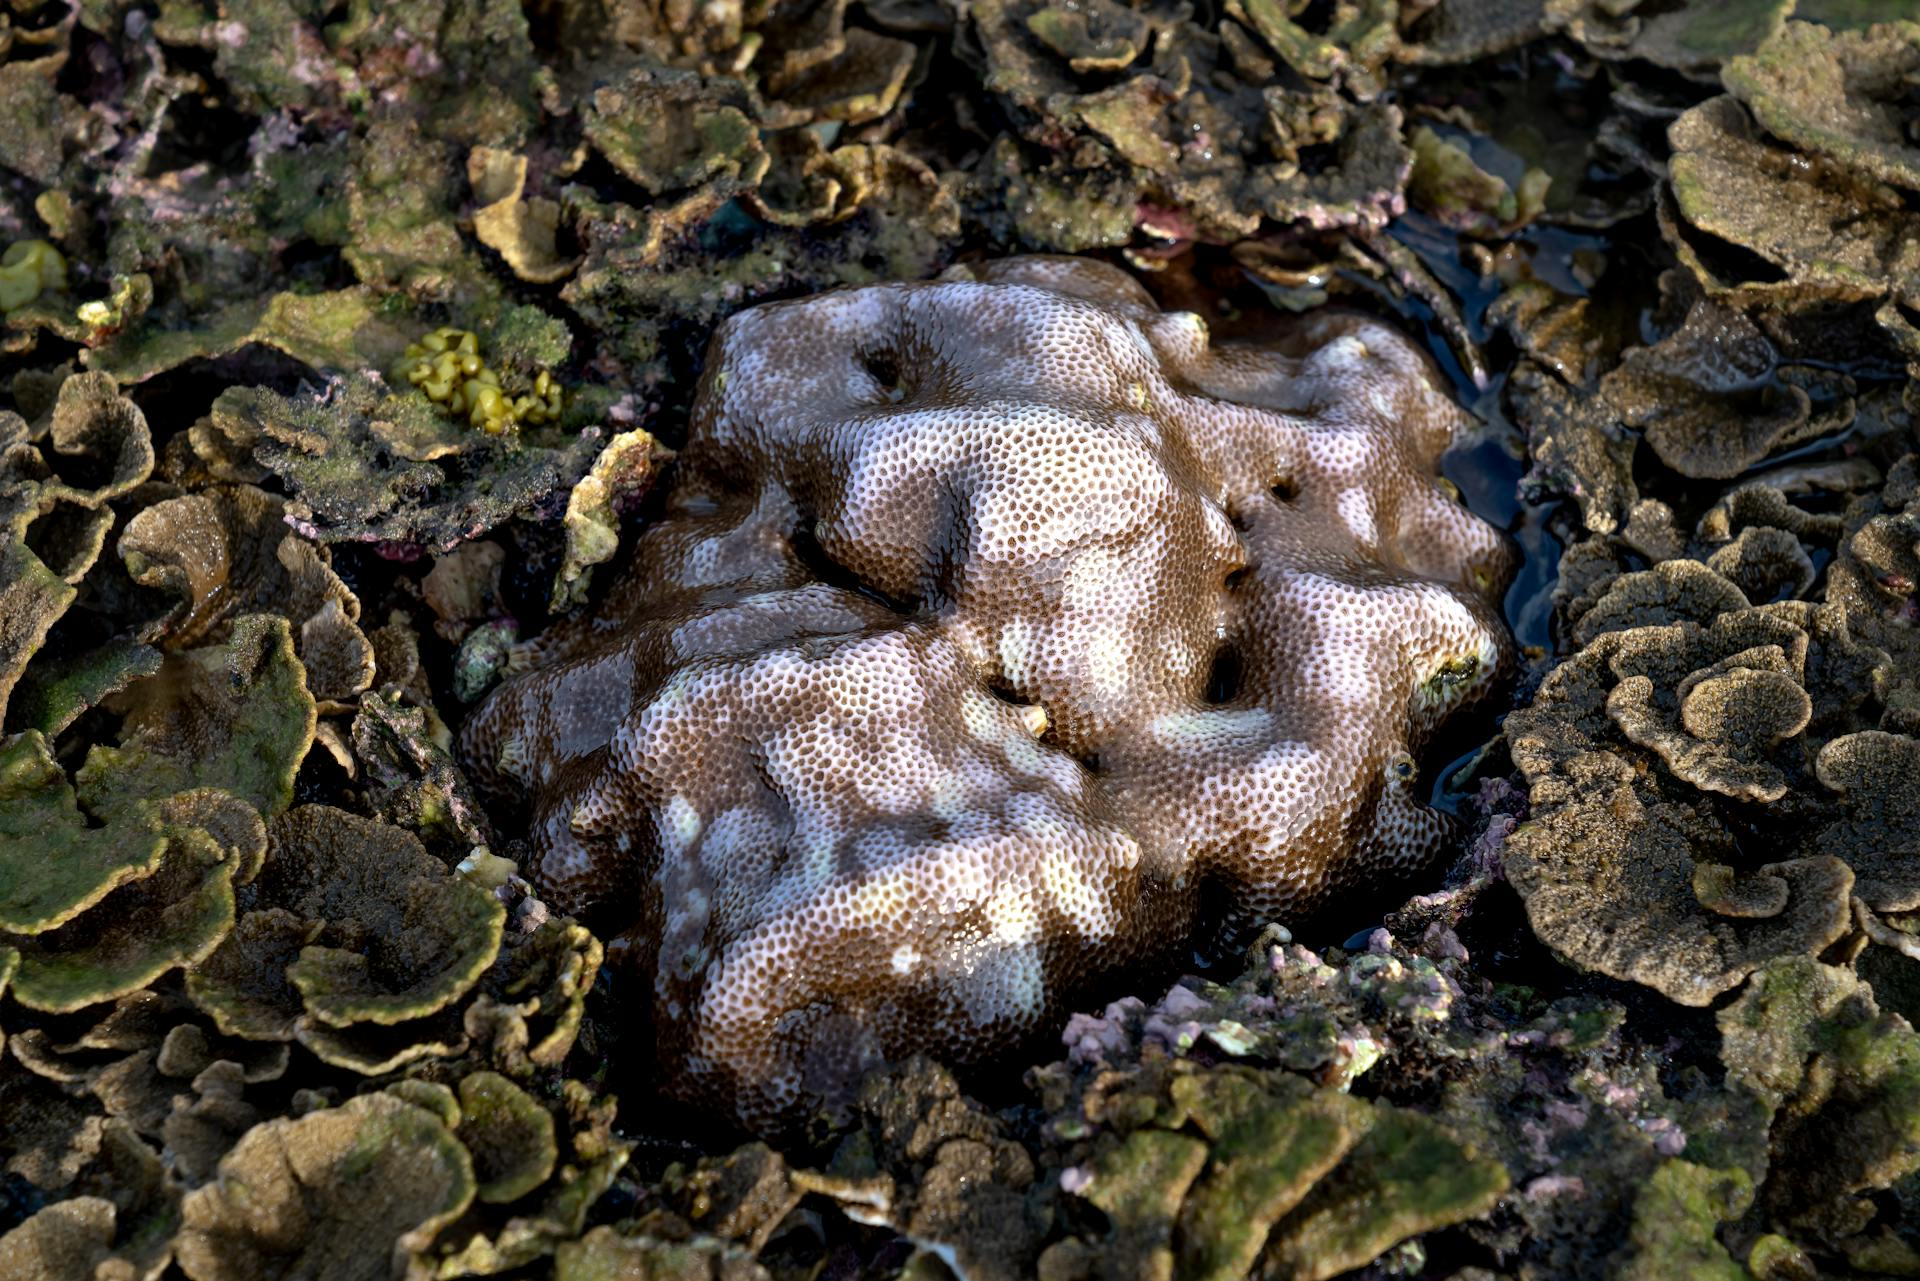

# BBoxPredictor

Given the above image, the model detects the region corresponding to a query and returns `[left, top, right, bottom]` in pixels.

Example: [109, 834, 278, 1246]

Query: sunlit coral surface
[462, 256, 1516, 1126]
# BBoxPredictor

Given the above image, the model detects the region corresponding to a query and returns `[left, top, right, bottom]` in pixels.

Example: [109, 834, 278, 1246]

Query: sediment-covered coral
[1662, 20, 1920, 363]
[1544, 0, 1791, 75]
[462, 256, 1516, 1127]
[1506, 444, 1920, 1008]
[210, 364, 606, 555]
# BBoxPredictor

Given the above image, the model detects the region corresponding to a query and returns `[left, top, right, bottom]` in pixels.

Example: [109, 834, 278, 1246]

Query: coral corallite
[460, 257, 1517, 1129]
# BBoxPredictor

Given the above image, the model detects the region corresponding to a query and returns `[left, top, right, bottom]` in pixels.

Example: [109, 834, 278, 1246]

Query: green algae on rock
[1408, 126, 1551, 238]
[1719, 956, 1920, 1257]
[0, 374, 155, 726]
[74, 615, 315, 823]
[400, 327, 567, 437]
[1259, 1103, 1510, 1281]
[0, 731, 168, 942]
[2, 821, 239, 1017]
[1613, 1160, 1755, 1281]
[0, 241, 64, 314]
[1035, 1065, 1507, 1281]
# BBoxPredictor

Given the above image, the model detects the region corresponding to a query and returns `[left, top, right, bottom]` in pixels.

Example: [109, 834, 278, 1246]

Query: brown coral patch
[254, 806, 505, 1029]
[175, 1091, 475, 1281]
[462, 257, 1516, 1127]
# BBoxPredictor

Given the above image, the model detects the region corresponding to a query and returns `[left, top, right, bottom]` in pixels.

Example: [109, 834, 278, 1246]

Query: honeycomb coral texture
[461, 258, 1516, 1128]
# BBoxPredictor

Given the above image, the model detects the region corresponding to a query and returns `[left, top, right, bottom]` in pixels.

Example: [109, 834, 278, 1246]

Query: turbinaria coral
[1506, 450, 1920, 1008]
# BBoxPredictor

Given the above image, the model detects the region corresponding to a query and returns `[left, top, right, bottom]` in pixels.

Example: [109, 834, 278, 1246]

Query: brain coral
[460, 257, 1516, 1128]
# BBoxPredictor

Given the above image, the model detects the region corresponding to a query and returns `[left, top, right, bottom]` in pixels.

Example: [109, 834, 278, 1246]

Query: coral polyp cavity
[460, 257, 1516, 1129]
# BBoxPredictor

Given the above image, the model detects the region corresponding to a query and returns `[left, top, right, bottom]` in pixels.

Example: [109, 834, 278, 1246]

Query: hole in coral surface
[1270, 475, 1298, 503]
[1203, 644, 1243, 705]
[859, 348, 905, 401]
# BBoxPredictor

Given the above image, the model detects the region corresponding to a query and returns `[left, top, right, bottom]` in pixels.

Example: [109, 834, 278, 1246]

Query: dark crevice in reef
[786, 518, 922, 616]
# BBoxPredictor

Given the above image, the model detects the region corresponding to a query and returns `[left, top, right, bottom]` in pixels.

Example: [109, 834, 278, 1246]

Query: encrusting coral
[461, 256, 1516, 1128]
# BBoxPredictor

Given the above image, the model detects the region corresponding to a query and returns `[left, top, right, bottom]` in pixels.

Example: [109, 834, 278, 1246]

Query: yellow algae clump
[401, 327, 564, 436]
[0, 240, 66, 312]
